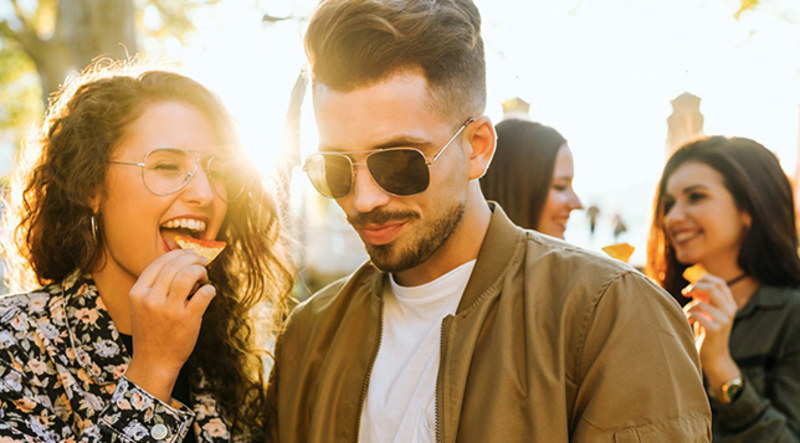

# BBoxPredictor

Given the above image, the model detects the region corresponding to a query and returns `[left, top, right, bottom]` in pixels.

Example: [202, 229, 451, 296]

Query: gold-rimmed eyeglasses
[109, 147, 248, 202]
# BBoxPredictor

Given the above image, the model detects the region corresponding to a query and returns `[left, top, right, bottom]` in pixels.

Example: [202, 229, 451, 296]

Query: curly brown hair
[1, 63, 294, 437]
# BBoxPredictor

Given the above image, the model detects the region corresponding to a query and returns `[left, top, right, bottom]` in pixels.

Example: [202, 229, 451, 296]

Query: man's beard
[351, 202, 466, 274]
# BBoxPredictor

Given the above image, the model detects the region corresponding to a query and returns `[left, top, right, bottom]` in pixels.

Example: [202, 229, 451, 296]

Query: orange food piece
[601, 243, 635, 264]
[174, 235, 226, 263]
[682, 264, 707, 284]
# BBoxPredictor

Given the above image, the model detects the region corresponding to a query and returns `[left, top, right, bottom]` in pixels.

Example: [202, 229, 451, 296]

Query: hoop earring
[90, 214, 99, 242]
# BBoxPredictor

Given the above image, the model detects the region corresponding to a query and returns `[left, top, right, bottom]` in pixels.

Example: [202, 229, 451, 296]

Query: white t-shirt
[358, 260, 477, 443]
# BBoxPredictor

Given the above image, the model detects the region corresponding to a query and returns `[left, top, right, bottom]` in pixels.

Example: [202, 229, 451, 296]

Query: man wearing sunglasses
[267, 0, 711, 441]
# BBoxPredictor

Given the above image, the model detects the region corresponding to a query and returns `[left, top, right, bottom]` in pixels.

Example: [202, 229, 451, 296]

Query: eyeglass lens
[142, 148, 246, 201]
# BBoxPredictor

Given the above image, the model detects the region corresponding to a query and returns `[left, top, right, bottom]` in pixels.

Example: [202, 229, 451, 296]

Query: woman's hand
[683, 273, 742, 391]
[124, 249, 217, 402]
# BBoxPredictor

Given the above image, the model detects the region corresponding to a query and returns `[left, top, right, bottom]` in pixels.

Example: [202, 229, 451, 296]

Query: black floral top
[0, 272, 238, 442]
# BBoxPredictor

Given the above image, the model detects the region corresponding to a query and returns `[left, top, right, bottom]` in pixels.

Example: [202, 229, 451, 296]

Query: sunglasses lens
[306, 153, 353, 198]
[367, 149, 429, 196]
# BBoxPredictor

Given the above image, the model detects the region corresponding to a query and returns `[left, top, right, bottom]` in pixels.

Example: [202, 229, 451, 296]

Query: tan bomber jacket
[267, 205, 712, 442]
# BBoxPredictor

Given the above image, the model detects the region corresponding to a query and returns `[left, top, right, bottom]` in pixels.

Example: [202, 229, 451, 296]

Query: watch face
[722, 378, 744, 404]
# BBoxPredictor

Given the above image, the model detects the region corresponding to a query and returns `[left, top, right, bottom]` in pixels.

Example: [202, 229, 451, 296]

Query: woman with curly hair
[0, 65, 293, 441]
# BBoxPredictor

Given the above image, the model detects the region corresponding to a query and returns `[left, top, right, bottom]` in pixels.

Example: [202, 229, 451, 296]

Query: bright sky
[168, 0, 800, 265]
[4, 0, 797, 267]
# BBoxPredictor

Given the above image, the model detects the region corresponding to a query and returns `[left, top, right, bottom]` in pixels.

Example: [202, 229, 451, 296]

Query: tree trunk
[28, 0, 138, 101]
[57, 0, 137, 68]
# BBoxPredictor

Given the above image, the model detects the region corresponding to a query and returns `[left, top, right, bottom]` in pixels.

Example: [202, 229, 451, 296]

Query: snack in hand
[601, 243, 635, 264]
[681, 264, 707, 284]
[174, 235, 226, 263]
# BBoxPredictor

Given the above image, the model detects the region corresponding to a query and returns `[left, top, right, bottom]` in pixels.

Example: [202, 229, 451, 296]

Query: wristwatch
[718, 377, 744, 404]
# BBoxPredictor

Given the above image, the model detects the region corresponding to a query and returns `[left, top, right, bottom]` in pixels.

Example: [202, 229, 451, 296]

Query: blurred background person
[0, 65, 293, 441]
[611, 210, 628, 242]
[586, 203, 600, 237]
[480, 119, 583, 239]
[647, 136, 800, 441]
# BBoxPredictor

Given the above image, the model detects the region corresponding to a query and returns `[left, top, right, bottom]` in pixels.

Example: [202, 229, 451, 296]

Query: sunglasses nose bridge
[349, 158, 391, 211]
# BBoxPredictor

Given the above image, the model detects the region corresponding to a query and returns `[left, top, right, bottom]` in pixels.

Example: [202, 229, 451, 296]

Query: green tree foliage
[0, 0, 217, 175]
[0, 39, 42, 134]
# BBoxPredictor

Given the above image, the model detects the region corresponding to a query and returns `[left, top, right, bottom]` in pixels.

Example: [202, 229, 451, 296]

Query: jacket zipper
[354, 296, 384, 443]
[435, 316, 451, 443]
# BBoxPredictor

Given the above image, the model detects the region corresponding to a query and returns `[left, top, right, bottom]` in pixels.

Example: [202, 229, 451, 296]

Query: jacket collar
[736, 284, 794, 320]
[456, 203, 527, 314]
[360, 203, 526, 313]
[53, 272, 232, 439]
[58, 271, 128, 386]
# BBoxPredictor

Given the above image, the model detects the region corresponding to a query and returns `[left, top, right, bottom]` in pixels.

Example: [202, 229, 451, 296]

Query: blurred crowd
[0, 0, 797, 441]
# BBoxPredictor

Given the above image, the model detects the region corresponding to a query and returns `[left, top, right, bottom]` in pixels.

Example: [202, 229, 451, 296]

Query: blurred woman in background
[0, 64, 293, 441]
[647, 136, 800, 441]
[480, 119, 582, 239]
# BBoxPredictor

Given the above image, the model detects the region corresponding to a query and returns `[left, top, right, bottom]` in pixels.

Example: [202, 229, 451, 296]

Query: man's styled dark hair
[646, 136, 800, 304]
[481, 119, 567, 230]
[304, 0, 486, 119]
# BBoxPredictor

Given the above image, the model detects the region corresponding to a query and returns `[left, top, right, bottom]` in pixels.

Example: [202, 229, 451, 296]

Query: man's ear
[465, 116, 496, 180]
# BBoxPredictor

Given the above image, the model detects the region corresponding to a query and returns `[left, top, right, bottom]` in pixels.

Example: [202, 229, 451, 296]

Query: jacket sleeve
[0, 331, 194, 442]
[569, 271, 712, 442]
[710, 326, 800, 441]
[0, 362, 195, 443]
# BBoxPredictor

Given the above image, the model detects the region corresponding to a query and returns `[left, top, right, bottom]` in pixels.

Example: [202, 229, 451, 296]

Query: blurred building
[666, 92, 704, 157]
[501, 97, 531, 121]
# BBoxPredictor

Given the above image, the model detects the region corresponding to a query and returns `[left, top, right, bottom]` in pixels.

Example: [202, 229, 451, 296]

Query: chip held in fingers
[174, 235, 226, 263]
[682, 264, 708, 284]
[601, 243, 635, 264]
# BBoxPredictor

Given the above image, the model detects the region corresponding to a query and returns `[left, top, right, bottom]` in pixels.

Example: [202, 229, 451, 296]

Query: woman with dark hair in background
[647, 136, 800, 441]
[480, 119, 582, 239]
[0, 64, 294, 441]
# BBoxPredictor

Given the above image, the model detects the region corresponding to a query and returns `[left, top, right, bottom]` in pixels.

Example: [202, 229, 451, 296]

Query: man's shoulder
[290, 262, 382, 324]
[513, 230, 672, 312]
[522, 230, 646, 284]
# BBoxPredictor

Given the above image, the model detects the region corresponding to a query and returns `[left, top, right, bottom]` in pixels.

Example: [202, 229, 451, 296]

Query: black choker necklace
[726, 274, 748, 287]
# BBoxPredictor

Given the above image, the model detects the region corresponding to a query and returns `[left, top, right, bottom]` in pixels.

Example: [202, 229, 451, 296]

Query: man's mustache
[348, 209, 420, 226]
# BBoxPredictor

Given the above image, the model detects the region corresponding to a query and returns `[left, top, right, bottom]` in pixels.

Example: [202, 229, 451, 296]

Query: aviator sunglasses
[304, 118, 474, 199]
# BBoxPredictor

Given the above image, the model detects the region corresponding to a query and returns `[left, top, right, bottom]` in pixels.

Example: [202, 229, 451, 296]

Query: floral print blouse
[0, 271, 238, 442]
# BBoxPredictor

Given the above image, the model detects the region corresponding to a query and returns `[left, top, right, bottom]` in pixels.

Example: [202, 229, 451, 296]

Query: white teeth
[161, 218, 207, 232]
[673, 232, 696, 242]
